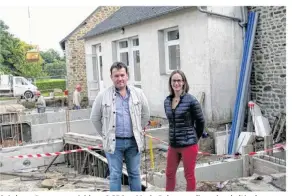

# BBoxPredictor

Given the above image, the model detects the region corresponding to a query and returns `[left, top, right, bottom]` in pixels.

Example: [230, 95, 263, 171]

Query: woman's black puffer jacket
[164, 93, 205, 148]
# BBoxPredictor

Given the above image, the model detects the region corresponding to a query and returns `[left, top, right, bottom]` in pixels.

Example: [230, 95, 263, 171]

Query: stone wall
[248, 6, 286, 125]
[64, 6, 120, 107]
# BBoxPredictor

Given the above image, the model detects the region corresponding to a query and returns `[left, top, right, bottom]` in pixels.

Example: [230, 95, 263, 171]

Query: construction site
[0, 102, 286, 192]
[0, 5, 286, 193]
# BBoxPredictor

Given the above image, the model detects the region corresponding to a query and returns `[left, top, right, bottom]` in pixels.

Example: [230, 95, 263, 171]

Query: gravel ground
[0, 164, 129, 191]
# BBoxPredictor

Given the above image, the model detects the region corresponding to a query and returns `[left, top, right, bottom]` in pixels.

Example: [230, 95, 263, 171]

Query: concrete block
[20, 109, 92, 125]
[0, 140, 64, 172]
[46, 112, 66, 123]
[31, 119, 96, 142]
[69, 109, 91, 121]
[152, 159, 243, 188]
[253, 157, 286, 175]
[194, 159, 243, 182]
[20, 113, 48, 124]
[242, 145, 253, 177]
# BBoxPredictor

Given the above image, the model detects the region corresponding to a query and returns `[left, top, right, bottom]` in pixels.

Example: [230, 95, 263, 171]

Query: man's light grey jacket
[90, 85, 150, 154]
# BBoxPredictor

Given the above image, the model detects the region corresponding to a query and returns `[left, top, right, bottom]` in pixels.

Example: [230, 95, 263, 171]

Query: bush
[36, 79, 66, 93]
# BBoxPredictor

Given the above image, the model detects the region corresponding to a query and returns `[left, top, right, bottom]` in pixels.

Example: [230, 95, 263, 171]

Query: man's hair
[110, 62, 128, 75]
[168, 70, 189, 96]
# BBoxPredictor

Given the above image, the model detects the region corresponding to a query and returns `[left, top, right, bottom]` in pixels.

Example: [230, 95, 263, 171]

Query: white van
[0, 75, 38, 99]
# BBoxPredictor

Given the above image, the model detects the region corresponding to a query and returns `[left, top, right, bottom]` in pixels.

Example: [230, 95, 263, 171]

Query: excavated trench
[64, 143, 148, 191]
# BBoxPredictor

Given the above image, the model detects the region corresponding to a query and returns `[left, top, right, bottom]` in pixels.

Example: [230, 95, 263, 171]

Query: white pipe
[197, 6, 242, 22]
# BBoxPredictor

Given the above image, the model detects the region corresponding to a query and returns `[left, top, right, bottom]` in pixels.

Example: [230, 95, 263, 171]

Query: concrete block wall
[153, 159, 243, 188]
[0, 140, 64, 172]
[31, 119, 96, 142]
[253, 157, 286, 175]
[20, 109, 92, 125]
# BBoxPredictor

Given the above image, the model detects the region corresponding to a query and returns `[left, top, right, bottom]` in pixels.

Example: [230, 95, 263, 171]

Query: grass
[36, 79, 65, 82]
[0, 97, 16, 101]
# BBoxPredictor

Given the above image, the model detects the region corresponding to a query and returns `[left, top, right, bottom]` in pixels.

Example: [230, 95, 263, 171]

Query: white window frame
[92, 44, 103, 83]
[164, 27, 180, 74]
[116, 37, 141, 87]
[97, 45, 103, 82]
[91, 45, 98, 81]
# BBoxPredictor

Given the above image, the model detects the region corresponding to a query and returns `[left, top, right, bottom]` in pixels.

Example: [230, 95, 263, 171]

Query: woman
[164, 70, 205, 191]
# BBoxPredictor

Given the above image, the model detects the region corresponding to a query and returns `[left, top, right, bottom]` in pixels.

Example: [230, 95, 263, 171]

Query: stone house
[82, 6, 245, 123]
[248, 6, 286, 124]
[59, 6, 120, 106]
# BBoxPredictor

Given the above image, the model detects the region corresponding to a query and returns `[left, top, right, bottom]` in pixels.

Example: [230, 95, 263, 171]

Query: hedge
[36, 79, 66, 93]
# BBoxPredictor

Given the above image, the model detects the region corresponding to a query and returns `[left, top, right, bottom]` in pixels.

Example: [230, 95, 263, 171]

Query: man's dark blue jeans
[106, 137, 141, 191]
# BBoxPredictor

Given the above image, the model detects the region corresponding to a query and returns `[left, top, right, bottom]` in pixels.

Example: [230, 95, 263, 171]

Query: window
[164, 27, 180, 73]
[132, 38, 139, 46]
[120, 52, 129, 66]
[133, 50, 141, 82]
[92, 44, 103, 82]
[92, 45, 98, 81]
[21, 79, 28, 85]
[15, 78, 22, 85]
[116, 37, 141, 87]
[99, 55, 103, 81]
[134, 85, 141, 89]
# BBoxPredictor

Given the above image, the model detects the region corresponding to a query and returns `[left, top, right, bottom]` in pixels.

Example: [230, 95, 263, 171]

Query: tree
[0, 20, 16, 71]
[0, 20, 47, 78]
[44, 61, 66, 79]
[41, 49, 66, 78]
[40, 49, 62, 64]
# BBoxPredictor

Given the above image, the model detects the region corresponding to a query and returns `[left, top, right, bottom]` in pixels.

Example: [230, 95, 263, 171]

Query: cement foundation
[20, 109, 91, 125]
[152, 159, 243, 188]
[0, 140, 64, 172]
[0, 109, 286, 191]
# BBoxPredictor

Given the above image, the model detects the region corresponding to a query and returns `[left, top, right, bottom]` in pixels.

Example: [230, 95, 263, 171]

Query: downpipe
[197, 6, 246, 28]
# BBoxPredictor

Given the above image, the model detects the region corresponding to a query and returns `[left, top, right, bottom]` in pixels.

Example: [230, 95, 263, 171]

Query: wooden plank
[81, 153, 89, 174]
[64, 132, 102, 147]
[83, 148, 148, 188]
[276, 117, 286, 143]
[88, 154, 92, 175]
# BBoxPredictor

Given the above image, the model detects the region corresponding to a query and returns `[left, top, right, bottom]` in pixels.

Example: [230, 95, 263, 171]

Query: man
[35, 91, 46, 113]
[73, 84, 81, 110]
[90, 62, 150, 191]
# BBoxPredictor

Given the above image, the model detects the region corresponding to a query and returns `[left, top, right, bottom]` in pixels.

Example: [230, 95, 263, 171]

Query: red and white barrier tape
[5, 133, 285, 159]
[144, 133, 285, 157]
[8, 144, 102, 159]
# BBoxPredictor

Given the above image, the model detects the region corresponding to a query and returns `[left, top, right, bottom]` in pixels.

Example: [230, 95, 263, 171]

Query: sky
[0, 0, 288, 56]
[0, 6, 97, 55]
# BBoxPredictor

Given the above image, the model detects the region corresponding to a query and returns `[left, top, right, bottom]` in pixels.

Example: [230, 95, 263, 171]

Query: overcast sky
[0, 6, 97, 54]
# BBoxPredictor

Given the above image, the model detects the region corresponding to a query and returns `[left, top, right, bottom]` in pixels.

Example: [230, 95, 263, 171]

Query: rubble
[0, 164, 129, 191]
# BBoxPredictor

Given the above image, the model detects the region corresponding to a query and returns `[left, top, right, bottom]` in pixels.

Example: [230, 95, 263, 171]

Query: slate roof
[83, 6, 189, 39]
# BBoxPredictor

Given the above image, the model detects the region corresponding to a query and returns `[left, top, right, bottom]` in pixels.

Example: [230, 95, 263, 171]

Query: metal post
[0, 124, 3, 147]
